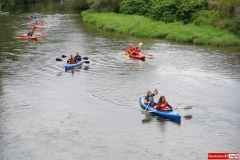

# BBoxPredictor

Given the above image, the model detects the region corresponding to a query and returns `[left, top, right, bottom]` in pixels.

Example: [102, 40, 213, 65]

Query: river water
[0, 2, 240, 160]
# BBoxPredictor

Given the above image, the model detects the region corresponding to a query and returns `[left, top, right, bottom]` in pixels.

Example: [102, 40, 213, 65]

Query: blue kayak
[65, 60, 83, 71]
[139, 97, 181, 121]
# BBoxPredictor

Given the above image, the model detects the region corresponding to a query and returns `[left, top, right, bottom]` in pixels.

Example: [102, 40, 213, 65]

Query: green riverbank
[82, 12, 240, 46]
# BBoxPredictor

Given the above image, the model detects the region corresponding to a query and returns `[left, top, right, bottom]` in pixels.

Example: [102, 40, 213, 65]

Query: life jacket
[69, 58, 75, 64]
[160, 102, 167, 111]
[128, 46, 135, 52]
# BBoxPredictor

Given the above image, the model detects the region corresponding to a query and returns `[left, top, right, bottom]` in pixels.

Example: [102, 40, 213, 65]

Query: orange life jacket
[160, 102, 167, 111]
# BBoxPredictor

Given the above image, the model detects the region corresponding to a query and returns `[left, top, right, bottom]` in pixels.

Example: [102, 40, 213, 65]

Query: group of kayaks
[19, 14, 44, 41]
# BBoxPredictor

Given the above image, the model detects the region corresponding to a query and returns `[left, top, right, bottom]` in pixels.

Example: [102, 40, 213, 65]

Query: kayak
[129, 53, 145, 60]
[20, 34, 44, 39]
[20, 35, 38, 40]
[65, 60, 83, 71]
[139, 97, 181, 121]
[34, 24, 44, 29]
[0, 12, 9, 15]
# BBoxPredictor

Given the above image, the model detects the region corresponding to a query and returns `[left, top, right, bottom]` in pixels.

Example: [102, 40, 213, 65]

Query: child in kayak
[155, 96, 173, 111]
[144, 89, 158, 107]
[67, 55, 75, 64]
[74, 52, 82, 62]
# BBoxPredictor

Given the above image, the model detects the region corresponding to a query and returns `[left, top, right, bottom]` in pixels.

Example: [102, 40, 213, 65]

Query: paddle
[61, 55, 88, 60]
[56, 58, 90, 64]
[173, 106, 192, 110]
[138, 42, 153, 56]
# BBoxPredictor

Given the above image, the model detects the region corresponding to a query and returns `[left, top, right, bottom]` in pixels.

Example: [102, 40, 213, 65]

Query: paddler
[35, 20, 39, 26]
[133, 46, 142, 55]
[27, 30, 34, 36]
[67, 55, 75, 64]
[154, 95, 173, 111]
[126, 44, 135, 54]
[74, 52, 82, 62]
[144, 89, 158, 107]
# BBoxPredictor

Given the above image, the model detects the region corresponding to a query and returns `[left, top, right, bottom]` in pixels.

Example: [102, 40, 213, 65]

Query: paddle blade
[82, 57, 88, 60]
[62, 55, 67, 58]
[83, 61, 90, 64]
[183, 106, 193, 109]
[139, 42, 143, 46]
[125, 54, 129, 58]
[141, 110, 150, 114]
[56, 58, 62, 61]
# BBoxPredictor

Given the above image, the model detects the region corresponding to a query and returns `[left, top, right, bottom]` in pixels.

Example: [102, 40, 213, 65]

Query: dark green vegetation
[82, 12, 240, 45]
[68, 0, 240, 38]
[0, 0, 50, 9]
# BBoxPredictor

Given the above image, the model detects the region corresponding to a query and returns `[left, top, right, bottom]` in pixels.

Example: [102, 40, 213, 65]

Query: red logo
[208, 153, 239, 160]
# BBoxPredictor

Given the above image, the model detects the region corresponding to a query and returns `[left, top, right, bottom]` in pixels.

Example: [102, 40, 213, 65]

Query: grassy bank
[82, 12, 240, 46]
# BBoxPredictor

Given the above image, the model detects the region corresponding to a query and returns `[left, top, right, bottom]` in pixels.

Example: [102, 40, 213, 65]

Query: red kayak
[129, 53, 145, 60]
[20, 35, 38, 40]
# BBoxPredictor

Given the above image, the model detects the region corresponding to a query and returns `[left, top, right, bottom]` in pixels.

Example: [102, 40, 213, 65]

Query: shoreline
[82, 12, 240, 46]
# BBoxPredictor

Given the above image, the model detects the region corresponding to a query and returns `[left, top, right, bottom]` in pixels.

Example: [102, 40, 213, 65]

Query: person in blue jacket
[74, 52, 82, 62]
[144, 89, 158, 107]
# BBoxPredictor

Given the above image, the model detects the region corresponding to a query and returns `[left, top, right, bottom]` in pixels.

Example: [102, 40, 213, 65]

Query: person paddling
[74, 52, 82, 62]
[27, 30, 34, 36]
[126, 44, 135, 54]
[144, 89, 158, 107]
[154, 95, 173, 111]
[133, 46, 142, 55]
[35, 20, 39, 26]
[67, 55, 75, 64]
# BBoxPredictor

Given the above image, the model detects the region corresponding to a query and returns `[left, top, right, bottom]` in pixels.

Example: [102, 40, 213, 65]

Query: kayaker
[35, 20, 39, 26]
[126, 44, 135, 54]
[67, 55, 75, 64]
[74, 52, 82, 62]
[27, 30, 34, 36]
[133, 46, 142, 55]
[144, 89, 158, 107]
[154, 96, 173, 111]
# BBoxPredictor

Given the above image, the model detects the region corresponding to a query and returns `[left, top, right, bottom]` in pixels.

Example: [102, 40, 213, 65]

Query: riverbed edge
[82, 12, 240, 46]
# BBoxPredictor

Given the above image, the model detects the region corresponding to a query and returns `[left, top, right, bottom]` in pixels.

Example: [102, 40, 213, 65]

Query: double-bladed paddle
[56, 55, 89, 64]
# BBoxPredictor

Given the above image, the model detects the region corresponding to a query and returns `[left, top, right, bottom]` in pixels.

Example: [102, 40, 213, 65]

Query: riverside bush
[82, 12, 240, 45]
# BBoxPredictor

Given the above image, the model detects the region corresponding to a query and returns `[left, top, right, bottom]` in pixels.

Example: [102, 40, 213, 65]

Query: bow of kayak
[129, 53, 145, 60]
[65, 60, 83, 71]
[139, 97, 181, 121]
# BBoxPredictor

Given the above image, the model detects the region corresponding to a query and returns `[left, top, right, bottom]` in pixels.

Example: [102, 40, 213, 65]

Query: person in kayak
[133, 46, 142, 55]
[144, 89, 158, 107]
[67, 55, 75, 64]
[74, 52, 82, 62]
[126, 44, 135, 54]
[35, 20, 39, 26]
[154, 95, 173, 111]
[27, 30, 34, 36]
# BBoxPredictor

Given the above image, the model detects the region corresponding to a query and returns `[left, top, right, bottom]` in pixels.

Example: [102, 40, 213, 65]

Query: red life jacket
[69, 58, 75, 64]
[160, 102, 167, 111]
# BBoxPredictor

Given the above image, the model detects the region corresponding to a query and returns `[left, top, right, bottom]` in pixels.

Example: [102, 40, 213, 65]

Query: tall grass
[82, 12, 240, 45]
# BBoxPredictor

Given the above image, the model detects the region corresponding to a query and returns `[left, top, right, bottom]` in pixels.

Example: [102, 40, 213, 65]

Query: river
[0, 1, 240, 160]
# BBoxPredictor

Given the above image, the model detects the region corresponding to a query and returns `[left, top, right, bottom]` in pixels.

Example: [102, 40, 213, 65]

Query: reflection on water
[141, 114, 181, 125]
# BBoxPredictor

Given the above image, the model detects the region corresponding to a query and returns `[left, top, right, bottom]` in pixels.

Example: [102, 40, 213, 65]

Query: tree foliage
[120, 0, 207, 23]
